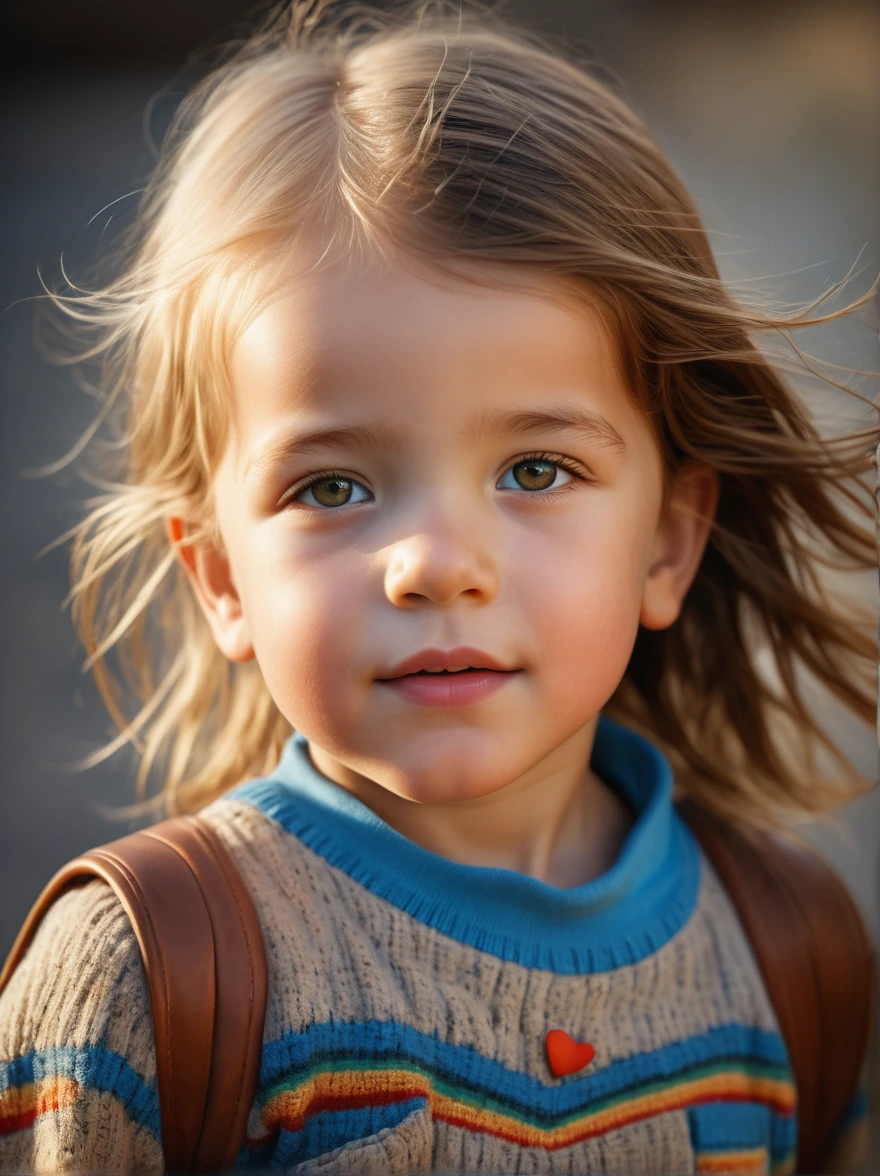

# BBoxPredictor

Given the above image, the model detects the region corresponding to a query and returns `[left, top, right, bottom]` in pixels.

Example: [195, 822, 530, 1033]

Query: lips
[377, 645, 517, 680]
[377, 664, 521, 708]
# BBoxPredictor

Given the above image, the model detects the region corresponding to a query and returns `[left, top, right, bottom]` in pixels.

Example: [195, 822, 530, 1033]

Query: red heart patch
[545, 1029, 595, 1076]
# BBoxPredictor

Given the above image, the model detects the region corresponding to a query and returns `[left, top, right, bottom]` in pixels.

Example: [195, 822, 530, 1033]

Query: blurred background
[2, 0, 879, 1165]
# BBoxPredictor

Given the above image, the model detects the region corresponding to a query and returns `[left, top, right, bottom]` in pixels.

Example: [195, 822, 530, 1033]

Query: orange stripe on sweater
[255, 1066, 795, 1152]
[696, 1147, 768, 1172]
[0, 1078, 78, 1136]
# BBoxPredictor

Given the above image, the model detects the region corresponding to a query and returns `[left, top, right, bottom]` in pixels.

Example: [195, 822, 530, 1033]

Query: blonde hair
[32, 0, 879, 832]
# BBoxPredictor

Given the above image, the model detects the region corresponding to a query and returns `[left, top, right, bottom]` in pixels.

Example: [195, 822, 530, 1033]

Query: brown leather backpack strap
[0, 814, 268, 1173]
[678, 800, 876, 1175]
[145, 816, 268, 1173]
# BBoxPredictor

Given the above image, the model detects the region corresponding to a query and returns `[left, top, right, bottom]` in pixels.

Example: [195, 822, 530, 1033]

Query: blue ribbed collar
[228, 714, 700, 973]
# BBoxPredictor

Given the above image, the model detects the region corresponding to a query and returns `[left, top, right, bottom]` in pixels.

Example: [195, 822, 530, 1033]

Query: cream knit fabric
[0, 716, 870, 1174]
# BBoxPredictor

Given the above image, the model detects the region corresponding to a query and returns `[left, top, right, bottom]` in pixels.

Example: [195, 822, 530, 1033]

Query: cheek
[242, 540, 370, 730]
[520, 510, 649, 702]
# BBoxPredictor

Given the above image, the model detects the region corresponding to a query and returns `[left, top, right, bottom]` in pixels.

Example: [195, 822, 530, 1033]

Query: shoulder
[197, 786, 320, 901]
[0, 878, 153, 1065]
[678, 837, 786, 1027]
[198, 785, 289, 857]
[681, 808, 875, 1173]
[0, 879, 162, 1170]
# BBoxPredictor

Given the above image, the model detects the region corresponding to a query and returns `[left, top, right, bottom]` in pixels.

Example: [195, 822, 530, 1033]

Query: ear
[640, 463, 719, 631]
[167, 517, 255, 662]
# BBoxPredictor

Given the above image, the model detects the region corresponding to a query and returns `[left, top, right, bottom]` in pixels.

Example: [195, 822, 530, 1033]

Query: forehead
[226, 252, 641, 461]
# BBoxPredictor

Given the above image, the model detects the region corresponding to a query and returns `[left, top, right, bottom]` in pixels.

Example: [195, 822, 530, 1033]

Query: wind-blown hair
[34, 0, 879, 832]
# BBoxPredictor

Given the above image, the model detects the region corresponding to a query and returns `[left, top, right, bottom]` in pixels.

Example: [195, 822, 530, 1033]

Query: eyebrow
[243, 402, 627, 483]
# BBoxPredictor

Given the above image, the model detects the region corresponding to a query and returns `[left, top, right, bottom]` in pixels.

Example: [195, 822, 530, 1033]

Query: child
[1, 0, 877, 1172]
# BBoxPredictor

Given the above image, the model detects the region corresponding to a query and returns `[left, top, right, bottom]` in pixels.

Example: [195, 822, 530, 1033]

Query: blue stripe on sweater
[837, 1085, 868, 1130]
[270, 1099, 426, 1169]
[258, 1019, 793, 1119]
[688, 1102, 797, 1165]
[688, 1100, 771, 1148]
[0, 1044, 161, 1139]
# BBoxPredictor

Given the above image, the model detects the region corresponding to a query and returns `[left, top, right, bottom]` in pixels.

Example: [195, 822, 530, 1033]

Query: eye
[280, 471, 373, 510]
[496, 452, 588, 496]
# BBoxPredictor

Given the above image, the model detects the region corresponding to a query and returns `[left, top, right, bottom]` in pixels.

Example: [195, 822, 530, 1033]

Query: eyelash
[279, 451, 592, 511]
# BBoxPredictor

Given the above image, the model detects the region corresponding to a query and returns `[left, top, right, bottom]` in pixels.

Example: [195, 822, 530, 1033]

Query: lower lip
[377, 670, 521, 708]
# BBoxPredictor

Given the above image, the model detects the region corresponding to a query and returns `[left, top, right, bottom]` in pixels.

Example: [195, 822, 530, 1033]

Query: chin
[387, 754, 520, 805]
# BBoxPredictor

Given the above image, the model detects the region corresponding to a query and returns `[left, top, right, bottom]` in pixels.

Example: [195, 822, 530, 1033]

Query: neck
[306, 719, 636, 889]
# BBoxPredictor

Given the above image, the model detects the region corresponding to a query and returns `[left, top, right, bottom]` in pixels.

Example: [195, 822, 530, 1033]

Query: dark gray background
[2, 0, 879, 1160]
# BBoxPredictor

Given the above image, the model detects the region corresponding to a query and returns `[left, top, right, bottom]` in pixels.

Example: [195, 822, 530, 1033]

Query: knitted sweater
[0, 715, 870, 1175]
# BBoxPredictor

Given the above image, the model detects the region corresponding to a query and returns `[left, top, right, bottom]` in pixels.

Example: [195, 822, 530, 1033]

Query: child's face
[177, 250, 716, 803]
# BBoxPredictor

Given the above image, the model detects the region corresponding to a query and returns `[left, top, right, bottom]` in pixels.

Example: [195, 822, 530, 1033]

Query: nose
[383, 506, 501, 609]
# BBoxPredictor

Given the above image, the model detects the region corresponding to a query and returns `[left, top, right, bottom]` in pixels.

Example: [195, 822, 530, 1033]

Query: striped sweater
[0, 715, 870, 1174]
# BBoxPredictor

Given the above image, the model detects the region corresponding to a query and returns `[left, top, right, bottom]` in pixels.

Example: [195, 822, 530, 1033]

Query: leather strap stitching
[89, 846, 179, 1150]
[189, 817, 258, 1165]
